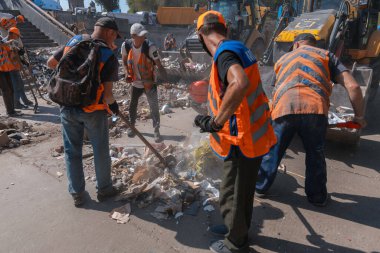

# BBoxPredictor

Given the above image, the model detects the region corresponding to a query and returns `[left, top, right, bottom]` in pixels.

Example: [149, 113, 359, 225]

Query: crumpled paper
[110, 203, 131, 224]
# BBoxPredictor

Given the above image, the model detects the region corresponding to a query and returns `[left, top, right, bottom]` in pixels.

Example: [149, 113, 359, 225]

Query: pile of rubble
[107, 140, 222, 222]
[161, 56, 210, 82]
[62, 135, 222, 223]
[109, 82, 191, 138]
[0, 117, 43, 151]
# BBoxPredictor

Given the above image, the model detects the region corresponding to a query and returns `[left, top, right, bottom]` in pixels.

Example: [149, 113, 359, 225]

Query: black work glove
[194, 115, 222, 133]
[108, 101, 119, 115]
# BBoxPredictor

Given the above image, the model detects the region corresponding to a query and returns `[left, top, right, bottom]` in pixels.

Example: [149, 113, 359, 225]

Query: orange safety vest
[124, 39, 155, 85]
[0, 44, 15, 72]
[271, 45, 332, 120]
[9, 48, 21, 70]
[63, 34, 114, 113]
[0, 18, 16, 30]
[208, 41, 276, 159]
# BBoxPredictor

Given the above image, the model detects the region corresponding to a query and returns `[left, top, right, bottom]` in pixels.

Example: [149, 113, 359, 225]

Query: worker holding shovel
[194, 11, 276, 253]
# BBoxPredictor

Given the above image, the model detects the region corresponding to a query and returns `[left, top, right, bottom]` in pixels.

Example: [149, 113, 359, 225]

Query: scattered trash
[56, 171, 64, 177]
[110, 203, 131, 224]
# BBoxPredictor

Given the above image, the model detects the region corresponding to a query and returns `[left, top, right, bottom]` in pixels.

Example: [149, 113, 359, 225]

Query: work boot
[154, 128, 162, 143]
[7, 111, 23, 117]
[209, 240, 233, 253]
[127, 127, 136, 138]
[308, 193, 330, 207]
[97, 186, 120, 202]
[209, 224, 228, 237]
[72, 192, 85, 207]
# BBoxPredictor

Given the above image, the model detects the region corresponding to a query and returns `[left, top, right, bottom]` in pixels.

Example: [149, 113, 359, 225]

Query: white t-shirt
[121, 41, 159, 88]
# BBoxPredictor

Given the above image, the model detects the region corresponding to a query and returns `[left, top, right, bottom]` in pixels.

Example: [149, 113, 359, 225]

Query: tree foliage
[95, 0, 120, 12]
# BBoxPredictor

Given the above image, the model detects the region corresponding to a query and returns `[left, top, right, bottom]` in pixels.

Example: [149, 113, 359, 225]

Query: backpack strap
[124, 39, 156, 64]
[142, 39, 155, 63]
[124, 39, 133, 54]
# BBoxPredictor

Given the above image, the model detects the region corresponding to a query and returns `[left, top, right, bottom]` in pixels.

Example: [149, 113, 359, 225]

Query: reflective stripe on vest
[208, 40, 277, 159]
[272, 45, 331, 109]
[127, 48, 154, 84]
[63, 35, 113, 113]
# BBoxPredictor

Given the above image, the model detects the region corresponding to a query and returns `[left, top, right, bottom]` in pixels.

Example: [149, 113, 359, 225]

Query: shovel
[117, 113, 176, 168]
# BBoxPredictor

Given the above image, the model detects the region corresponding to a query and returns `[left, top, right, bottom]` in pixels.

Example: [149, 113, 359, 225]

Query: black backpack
[48, 36, 107, 107]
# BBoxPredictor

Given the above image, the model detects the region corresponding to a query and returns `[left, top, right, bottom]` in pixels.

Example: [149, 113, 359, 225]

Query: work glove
[108, 101, 119, 115]
[194, 115, 222, 133]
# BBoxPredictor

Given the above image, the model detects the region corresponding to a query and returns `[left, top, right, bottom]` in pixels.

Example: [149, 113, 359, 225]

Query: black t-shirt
[52, 46, 119, 83]
[216, 50, 242, 92]
[328, 52, 348, 83]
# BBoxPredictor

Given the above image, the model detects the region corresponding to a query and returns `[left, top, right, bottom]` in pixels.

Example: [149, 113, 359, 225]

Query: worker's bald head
[92, 25, 118, 47]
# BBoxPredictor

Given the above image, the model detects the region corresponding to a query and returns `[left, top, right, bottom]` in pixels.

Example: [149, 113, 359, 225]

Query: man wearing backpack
[121, 23, 168, 143]
[47, 17, 121, 207]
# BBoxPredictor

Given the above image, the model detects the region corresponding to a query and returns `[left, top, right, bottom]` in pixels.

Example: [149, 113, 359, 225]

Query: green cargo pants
[220, 151, 262, 253]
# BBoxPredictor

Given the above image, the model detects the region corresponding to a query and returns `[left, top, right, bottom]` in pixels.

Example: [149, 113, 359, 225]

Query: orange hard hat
[16, 15, 25, 23]
[9, 27, 21, 37]
[197, 10, 226, 31]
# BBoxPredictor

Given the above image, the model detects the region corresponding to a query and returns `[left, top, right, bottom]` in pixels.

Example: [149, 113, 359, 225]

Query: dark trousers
[256, 114, 328, 202]
[0, 71, 15, 115]
[129, 85, 160, 131]
[220, 151, 262, 252]
[10, 70, 29, 105]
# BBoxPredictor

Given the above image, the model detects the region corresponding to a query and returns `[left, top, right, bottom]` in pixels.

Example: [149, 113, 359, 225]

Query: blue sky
[60, 0, 129, 12]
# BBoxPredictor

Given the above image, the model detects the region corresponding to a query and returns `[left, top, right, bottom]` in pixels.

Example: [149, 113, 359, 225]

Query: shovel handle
[117, 113, 168, 167]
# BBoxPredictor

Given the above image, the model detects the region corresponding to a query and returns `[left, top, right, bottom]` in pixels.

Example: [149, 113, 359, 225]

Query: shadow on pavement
[256, 172, 380, 252]
[16, 105, 61, 124]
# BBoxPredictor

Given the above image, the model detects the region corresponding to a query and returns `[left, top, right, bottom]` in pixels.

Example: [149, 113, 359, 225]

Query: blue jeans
[10, 71, 29, 104]
[60, 107, 112, 195]
[256, 114, 328, 201]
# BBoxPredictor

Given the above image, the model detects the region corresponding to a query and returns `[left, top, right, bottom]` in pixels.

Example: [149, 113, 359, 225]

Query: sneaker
[154, 129, 162, 143]
[308, 194, 330, 207]
[72, 193, 85, 207]
[209, 224, 228, 237]
[127, 127, 136, 138]
[209, 240, 233, 253]
[97, 186, 119, 202]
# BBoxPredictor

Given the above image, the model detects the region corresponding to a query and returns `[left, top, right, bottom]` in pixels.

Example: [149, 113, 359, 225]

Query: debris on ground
[110, 203, 131, 224]
[81, 137, 222, 221]
[0, 117, 42, 151]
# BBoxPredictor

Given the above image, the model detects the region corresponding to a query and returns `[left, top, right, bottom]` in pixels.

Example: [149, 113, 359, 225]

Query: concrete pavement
[0, 96, 379, 253]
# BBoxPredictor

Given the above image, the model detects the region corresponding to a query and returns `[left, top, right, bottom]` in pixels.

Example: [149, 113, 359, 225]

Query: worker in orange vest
[194, 11, 276, 253]
[0, 14, 24, 37]
[3, 27, 34, 109]
[121, 23, 168, 143]
[0, 35, 22, 116]
[255, 33, 366, 206]
[47, 17, 121, 207]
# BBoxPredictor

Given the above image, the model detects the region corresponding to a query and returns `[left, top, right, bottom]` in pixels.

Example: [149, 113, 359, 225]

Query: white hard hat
[130, 23, 148, 36]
